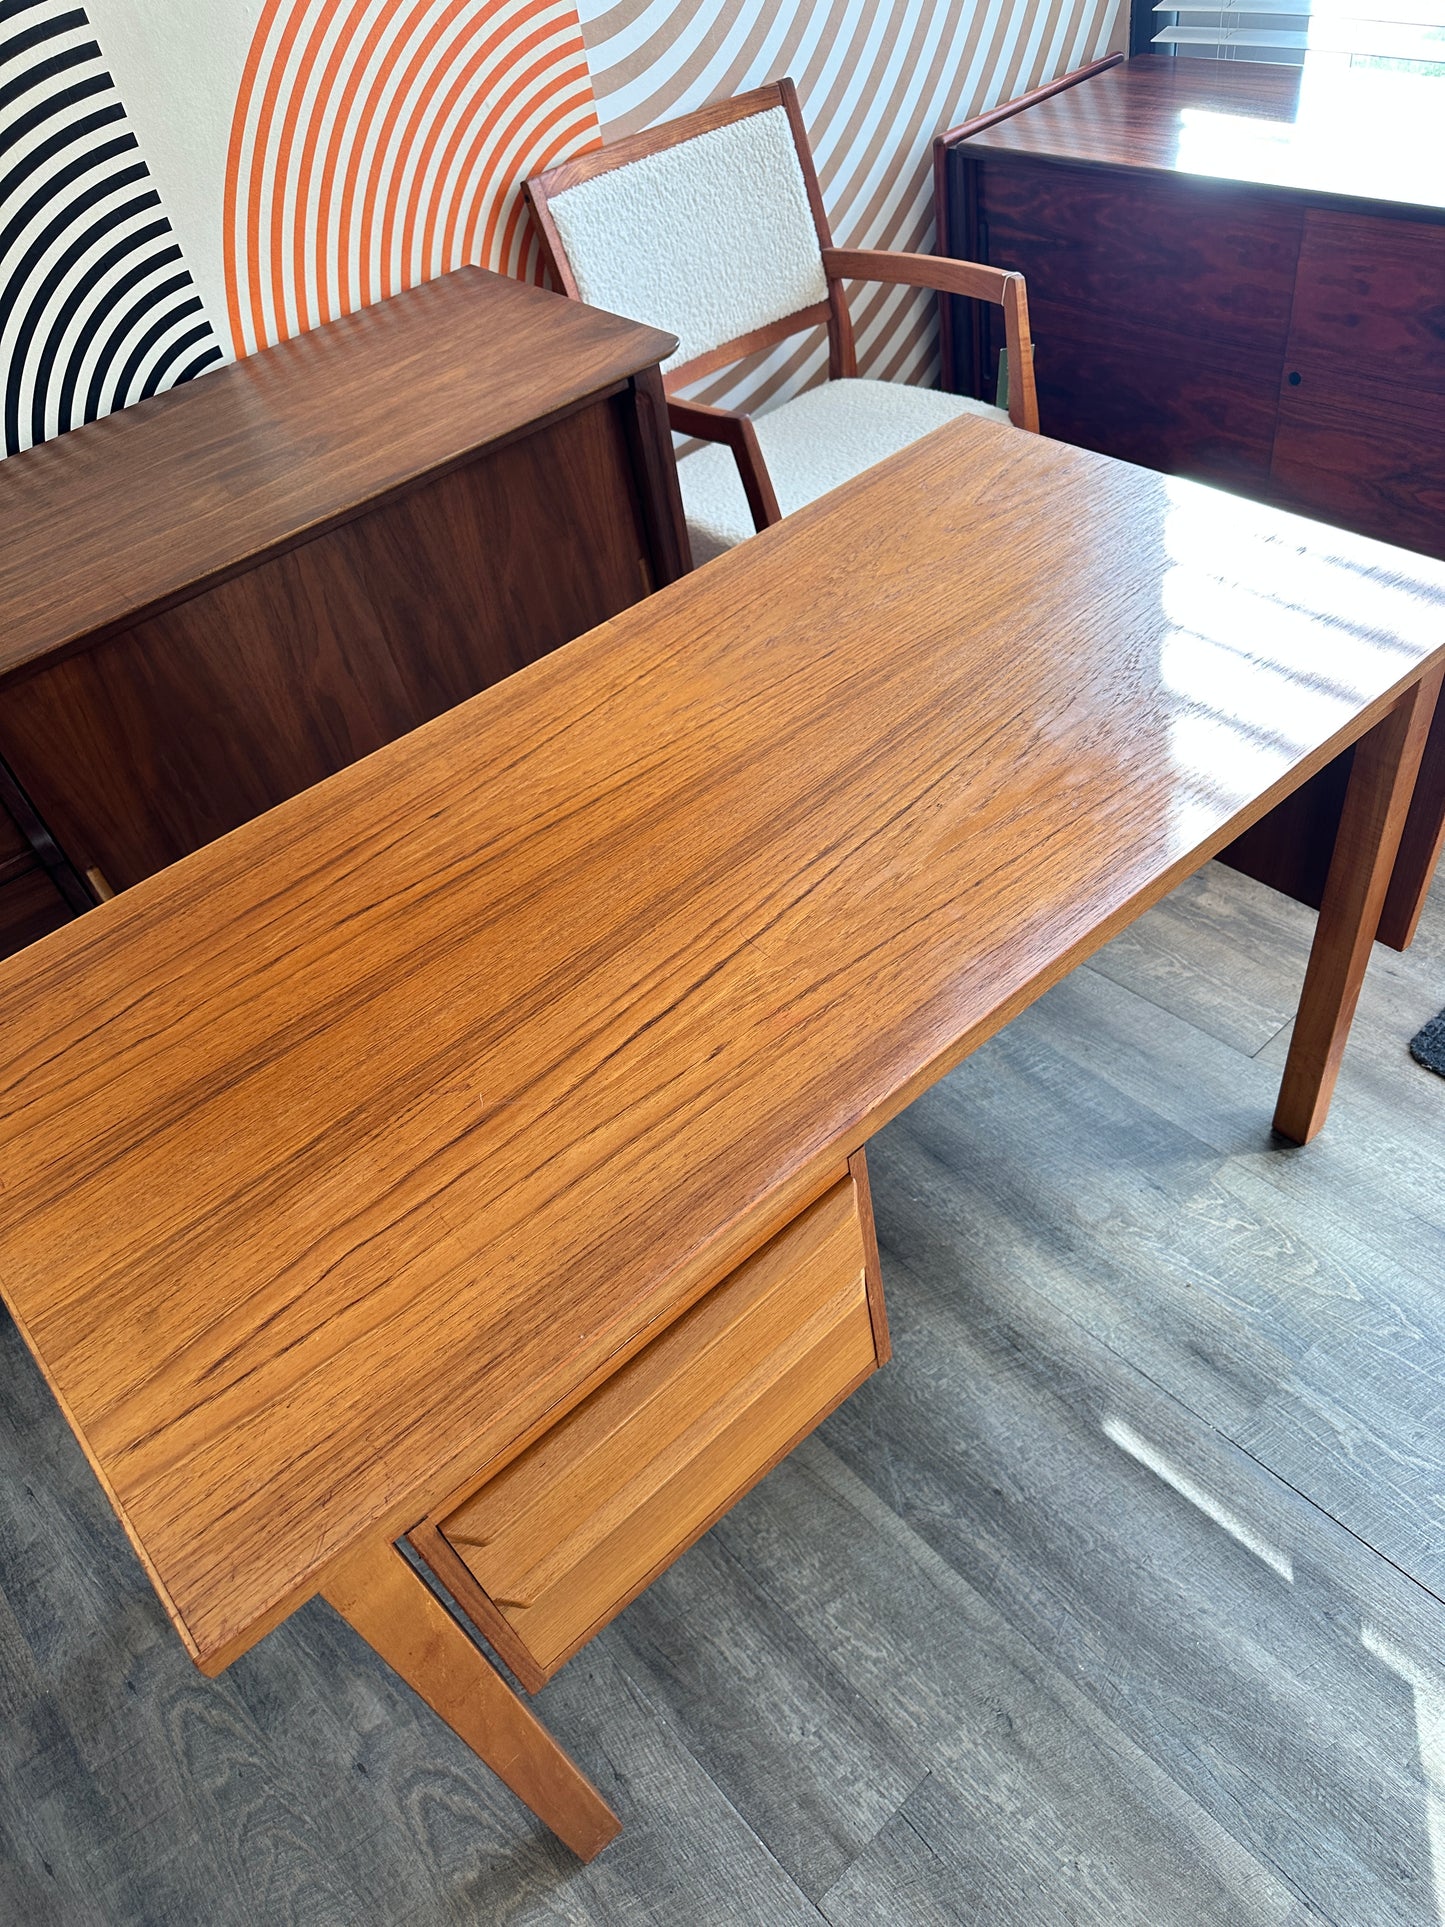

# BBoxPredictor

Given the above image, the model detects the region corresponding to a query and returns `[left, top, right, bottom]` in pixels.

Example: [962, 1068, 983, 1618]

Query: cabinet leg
[1273, 664, 1444, 1144]
[322, 1537, 621, 1862]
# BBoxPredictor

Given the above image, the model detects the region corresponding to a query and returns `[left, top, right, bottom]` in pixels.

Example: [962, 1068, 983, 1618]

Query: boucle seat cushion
[678, 378, 1009, 564]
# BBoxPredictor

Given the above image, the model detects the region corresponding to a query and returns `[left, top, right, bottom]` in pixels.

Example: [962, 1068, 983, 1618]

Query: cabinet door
[0, 393, 659, 892]
[962, 156, 1301, 488]
[1269, 209, 1445, 559]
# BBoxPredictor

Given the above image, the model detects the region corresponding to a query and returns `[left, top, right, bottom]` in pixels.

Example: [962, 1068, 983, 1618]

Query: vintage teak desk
[0, 416, 1441, 1861]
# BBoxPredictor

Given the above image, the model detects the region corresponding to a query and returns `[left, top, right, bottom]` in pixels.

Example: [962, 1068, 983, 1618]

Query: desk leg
[1274, 664, 1444, 1145]
[322, 1537, 621, 1861]
[1378, 688, 1445, 950]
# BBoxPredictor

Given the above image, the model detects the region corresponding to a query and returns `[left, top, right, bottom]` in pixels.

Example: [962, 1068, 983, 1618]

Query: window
[1149, 0, 1445, 70]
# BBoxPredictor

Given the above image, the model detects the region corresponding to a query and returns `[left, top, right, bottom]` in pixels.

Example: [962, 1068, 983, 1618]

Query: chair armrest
[668, 399, 782, 533]
[823, 247, 1009, 306]
[820, 248, 1040, 435]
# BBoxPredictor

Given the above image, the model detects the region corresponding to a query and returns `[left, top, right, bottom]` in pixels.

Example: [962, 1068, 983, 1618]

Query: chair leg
[1273, 663, 1444, 1144]
[322, 1537, 621, 1862]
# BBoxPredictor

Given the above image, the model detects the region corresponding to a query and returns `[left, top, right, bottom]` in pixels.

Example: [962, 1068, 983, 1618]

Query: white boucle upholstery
[545, 108, 827, 372]
[678, 379, 1009, 563]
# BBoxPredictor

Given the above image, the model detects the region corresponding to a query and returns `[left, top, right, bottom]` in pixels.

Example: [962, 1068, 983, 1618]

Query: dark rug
[1409, 1009, 1445, 1077]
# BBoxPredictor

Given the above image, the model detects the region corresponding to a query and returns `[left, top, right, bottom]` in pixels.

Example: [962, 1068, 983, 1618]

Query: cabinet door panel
[1270, 379, 1445, 561]
[1020, 305, 1285, 487]
[1285, 209, 1445, 395]
[976, 158, 1303, 355]
[0, 397, 652, 890]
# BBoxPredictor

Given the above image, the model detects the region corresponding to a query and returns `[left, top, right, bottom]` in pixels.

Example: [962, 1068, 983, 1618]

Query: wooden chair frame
[525, 79, 1038, 539]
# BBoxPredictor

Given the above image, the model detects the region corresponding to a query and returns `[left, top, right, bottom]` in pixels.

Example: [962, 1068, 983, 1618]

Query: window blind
[1151, 0, 1445, 66]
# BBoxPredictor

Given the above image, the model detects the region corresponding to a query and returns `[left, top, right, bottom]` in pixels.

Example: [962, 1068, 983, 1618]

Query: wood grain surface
[1273, 664, 1443, 1142]
[432, 1172, 879, 1685]
[938, 55, 1445, 952]
[0, 413, 1442, 1675]
[0, 397, 660, 890]
[0, 266, 677, 680]
[319, 1538, 620, 1863]
[956, 55, 1445, 214]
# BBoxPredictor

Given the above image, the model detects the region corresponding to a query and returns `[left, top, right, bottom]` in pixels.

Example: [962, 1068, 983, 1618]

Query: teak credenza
[0, 265, 686, 942]
[936, 52, 1445, 949]
[0, 413, 1441, 1864]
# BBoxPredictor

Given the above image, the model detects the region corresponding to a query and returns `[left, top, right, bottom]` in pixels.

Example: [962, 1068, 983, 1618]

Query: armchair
[526, 79, 1038, 566]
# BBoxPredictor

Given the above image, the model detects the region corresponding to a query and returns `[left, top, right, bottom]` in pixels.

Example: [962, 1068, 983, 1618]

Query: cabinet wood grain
[0, 267, 684, 898]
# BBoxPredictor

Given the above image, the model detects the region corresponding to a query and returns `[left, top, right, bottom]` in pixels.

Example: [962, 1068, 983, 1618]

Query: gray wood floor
[4, 855, 1445, 1926]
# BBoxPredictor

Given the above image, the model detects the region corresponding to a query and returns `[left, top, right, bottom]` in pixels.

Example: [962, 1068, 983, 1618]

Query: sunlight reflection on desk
[1157, 479, 1441, 848]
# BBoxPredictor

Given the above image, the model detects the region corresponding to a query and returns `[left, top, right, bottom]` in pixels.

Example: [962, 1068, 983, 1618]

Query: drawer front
[426, 1169, 883, 1687]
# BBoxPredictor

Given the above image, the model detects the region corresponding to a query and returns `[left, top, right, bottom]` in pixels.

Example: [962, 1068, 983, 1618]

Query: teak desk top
[1, 416, 1442, 1674]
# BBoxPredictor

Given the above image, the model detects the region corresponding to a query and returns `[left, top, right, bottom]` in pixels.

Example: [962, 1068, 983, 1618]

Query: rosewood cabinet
[937, 54, 1445, 943]
[0, 267, 686, 954]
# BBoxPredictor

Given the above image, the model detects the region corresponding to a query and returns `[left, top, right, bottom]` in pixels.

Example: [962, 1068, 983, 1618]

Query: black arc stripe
[2, 2, 222, 457]
[0, 97, 127, 207]
[70, 252, 185, 427]
[0, 128, 138, 263]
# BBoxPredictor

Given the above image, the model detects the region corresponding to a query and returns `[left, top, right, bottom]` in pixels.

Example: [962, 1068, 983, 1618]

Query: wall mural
[1, 0, 1123, 460]
[0, 0, 221, 456]
[223, 0, 601, 356]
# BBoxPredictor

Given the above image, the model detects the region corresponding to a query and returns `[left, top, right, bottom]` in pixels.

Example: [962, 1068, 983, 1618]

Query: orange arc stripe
[426, 4, 559, 274]
[395, 10, 535, 289]
[269, 0, 348, 343]
[492, 91, 598, 274]
[498, 94, 600, 261]
[469, 50, 591, 266]
[339, 0, 440, 310]
[445, 25, 570, 267]
[244, 0, 313, 351]
[223, 0, 287, 355]
[512, 97, 602, 291]
[283, 0, 351, 335]
[318, 1, 412, 325]
[370, 0, 478, 302]
[229, 0, 607, 352]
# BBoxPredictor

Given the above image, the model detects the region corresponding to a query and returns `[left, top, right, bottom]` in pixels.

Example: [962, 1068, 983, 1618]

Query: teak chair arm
[667, 398, 782, 533]
[821, 247, 1039, 434]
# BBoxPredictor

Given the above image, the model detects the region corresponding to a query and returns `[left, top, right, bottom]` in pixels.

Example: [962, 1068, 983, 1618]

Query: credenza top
[0, 267, 676, 681]
[1, 417, 1442, 1671]
[950, 54, 1445, 217]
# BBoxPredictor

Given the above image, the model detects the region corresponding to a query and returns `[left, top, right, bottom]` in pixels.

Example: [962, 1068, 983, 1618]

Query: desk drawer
[421, 1166, 884, 1689]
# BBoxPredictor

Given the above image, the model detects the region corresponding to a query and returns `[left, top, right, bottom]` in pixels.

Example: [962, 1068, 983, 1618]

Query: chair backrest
[527, 81, 857, 391]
